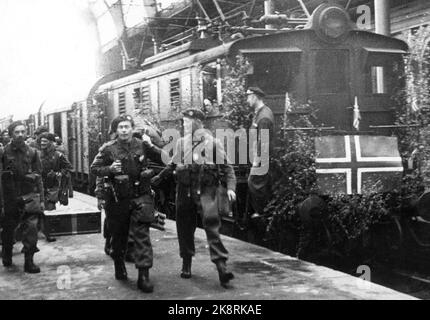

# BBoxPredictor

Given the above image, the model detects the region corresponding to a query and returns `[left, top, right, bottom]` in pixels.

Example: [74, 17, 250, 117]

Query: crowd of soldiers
[0, 123, 72, 273]
[0, 86, 274, 295]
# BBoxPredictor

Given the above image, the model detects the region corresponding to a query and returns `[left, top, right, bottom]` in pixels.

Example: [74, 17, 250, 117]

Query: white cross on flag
[315, 135, 404, 195]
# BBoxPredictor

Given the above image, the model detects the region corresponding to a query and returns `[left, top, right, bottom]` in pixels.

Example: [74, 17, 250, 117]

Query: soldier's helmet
[182, 108, 206, 121]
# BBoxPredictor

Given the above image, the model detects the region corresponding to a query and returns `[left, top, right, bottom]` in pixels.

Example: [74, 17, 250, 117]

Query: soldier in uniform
[0, 130, 10, 149]
[91, 114, 162, 293]
[152, 108, 237, 288]
[38, 132, 72, 241]
[1, 121, 44, 273]
[54, 135, 73, 198]
[246, 87, 274, 220]
[27, 125, 48, 149]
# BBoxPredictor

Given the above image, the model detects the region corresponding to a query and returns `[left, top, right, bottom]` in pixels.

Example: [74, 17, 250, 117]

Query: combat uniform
[1, 140, 44, 273]
[153, 109, 236, 287]
[91, 135, 161, 292]
[40, 144, 72, 211]
[248, 100, 274, 216]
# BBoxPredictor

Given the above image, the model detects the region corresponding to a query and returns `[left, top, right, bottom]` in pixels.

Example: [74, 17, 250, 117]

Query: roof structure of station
[83, 0, 430, 77]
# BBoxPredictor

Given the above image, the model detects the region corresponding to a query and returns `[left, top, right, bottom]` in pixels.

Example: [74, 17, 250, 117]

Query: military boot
[2, 247, 12, 267]
[180, 256, 192, 279]
[114, 260, 128, 280]
[137, 268, 154, 293]
[215, 260, 234, 288]
[24, 253, 40, 273]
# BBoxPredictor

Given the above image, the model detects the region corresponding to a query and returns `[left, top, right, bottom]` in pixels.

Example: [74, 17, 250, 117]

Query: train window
[170, 78, 181, 110]
[118, 92, 126, 114]
[202, 62, 217, 102]
[365, 53, 402, 95]
[315, 50, 348, 94]
[133, 85, 151, 114]
[246, 53, 300, 95]
[133, 88, 142, 107]
[141, 85, 151, 114]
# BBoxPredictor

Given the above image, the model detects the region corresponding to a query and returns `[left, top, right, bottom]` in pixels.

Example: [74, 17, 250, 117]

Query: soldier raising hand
[90, 114, 163, 293]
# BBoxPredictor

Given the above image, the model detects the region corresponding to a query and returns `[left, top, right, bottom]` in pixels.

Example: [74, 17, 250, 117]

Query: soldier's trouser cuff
[20, 214, 39, 254]
[133, 223, 153, 269]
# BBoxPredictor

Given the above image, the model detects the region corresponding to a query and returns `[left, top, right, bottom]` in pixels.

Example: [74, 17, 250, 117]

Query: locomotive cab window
[246, 52, 301, 95]
[364, 52, 403, 95]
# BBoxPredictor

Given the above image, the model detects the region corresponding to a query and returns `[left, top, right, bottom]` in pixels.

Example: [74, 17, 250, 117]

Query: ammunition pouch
[130, 194, 155, 223]
[20, 193, 42, 215]
[139, 169, 155, 195]
[113, 175, 131, 200]
[176, 165, 191, 186]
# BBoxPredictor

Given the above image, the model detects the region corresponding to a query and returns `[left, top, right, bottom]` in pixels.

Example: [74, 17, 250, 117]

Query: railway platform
[0, 192, 416, 300]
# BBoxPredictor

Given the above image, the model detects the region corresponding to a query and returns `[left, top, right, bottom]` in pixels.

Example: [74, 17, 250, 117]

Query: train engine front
[227, 2, 430, 262]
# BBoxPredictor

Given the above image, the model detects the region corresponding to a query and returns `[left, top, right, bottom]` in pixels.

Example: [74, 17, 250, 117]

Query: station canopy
[88, 0, 179, 46]
[85, 0, 381, 48]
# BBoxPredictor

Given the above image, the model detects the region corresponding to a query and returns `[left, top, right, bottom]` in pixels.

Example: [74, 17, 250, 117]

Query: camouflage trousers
[105, 199, 152, 269]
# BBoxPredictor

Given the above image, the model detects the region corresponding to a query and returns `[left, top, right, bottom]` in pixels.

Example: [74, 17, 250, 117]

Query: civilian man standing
[246, 87, 274, 219]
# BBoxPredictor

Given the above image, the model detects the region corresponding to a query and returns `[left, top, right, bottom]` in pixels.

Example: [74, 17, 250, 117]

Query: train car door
[309, 49, 351, 131]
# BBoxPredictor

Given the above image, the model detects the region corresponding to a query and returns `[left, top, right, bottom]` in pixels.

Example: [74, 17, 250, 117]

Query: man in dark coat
[1, 121, 44, 273]
[91, 114, 163, 293]
[38, 132, 73, 241]
[246, 87, 275, 219]
[152, 108, 237, 288]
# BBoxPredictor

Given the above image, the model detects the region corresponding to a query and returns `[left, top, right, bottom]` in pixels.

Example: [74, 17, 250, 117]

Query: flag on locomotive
[315, 135, 403, 195]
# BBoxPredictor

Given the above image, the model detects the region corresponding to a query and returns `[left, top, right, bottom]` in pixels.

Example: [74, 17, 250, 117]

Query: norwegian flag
[315, 135, 404, 195]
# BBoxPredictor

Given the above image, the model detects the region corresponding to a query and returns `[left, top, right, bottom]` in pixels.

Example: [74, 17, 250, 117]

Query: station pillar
[375, 0, 391, 36]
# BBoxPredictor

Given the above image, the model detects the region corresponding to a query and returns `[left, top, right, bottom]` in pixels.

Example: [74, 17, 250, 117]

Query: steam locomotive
[24, 3, 430, 266]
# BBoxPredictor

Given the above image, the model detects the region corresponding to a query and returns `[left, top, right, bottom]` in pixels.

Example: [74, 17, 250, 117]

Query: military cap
[8, 121, 26, 136]
[39, 132, 56, 142]
[182, 108, 205, 121]
[246, 86, 266, 98]
[34, 125, 49, 136]
[109, 114, 135, 134]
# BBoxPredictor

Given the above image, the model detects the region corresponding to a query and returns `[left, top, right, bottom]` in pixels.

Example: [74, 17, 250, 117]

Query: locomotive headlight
[320, 8, 349, 38]
[310, 4, 352, 42]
